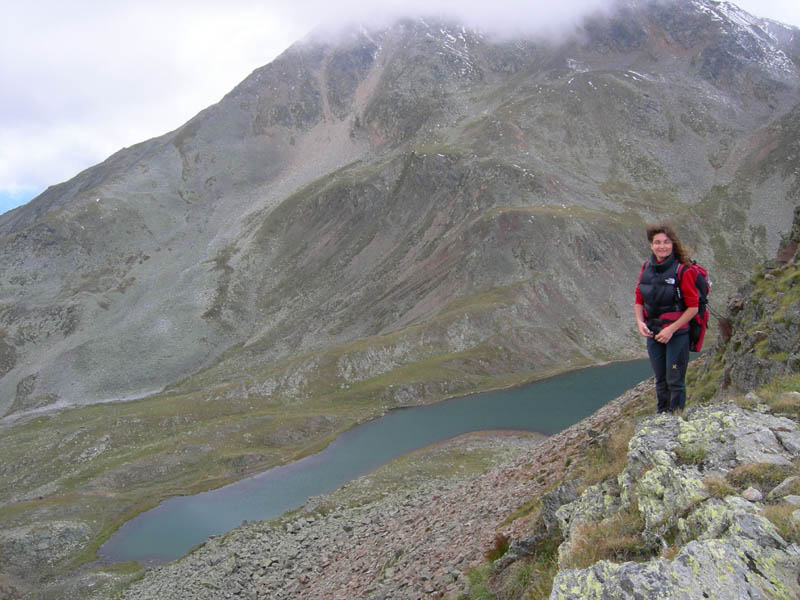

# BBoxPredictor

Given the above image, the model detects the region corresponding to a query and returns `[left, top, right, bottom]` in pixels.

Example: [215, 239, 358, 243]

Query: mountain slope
[110, 207, 800, 600]
[1, 0, 799, 417]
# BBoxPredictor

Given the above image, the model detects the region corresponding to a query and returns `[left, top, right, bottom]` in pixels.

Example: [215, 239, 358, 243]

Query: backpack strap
[674, 263, 685, 304]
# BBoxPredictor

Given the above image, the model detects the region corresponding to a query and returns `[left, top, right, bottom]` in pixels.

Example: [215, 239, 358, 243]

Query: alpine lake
[100, 359, 652, 564]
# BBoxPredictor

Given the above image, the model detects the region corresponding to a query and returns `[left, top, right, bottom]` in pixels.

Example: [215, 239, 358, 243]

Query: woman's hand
[653, 307, 697, 344]
[637, 320, 653, 338]
[655, 325, 675, 343]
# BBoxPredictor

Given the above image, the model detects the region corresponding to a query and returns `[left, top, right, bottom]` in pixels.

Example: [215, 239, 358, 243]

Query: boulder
[550, 536, 800, 600]
[767, 476, 800, 501]
[735, 430, 794, 467]
[634, 465, 708, 535]
[540, 480, 582, 535]
[550, 404, 800, 599]
[741, 487, 763, 502]
[676, 497, 785, 549]
[773, 428, 800, 456]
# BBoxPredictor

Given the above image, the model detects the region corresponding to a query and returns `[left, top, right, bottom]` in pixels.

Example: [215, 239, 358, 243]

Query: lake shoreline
[99, 359, 652, 566]
[118, 379, 657, 599]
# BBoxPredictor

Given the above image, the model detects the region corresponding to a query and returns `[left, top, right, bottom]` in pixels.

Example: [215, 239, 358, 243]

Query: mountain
[2, 1, 800, 595]
[0, 0, 798, 418]
[88, 188, 800, 600]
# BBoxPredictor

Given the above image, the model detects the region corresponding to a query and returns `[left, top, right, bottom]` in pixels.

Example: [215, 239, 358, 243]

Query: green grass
[675, 443, 708, 466]
[486, 533, 511, 561]
[703, 476, 737, 499]
[560, 504, 652, 570]
[763, 504, 800, 544]
[757, 374, 800, 409]
[577, 419, 637, 489]
[685, 353, 724, 405]
[488, 537, 561, 600]
[499, 497, 541, 529]
[726, 463, 799, 494]
[466, 563, 495, 600]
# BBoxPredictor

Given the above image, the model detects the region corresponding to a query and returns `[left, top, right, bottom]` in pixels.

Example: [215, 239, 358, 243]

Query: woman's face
[650, 232, 673, 262]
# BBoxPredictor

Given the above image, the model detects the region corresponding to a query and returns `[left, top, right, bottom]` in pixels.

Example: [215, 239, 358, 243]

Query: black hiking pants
[647, 331, 690, 412]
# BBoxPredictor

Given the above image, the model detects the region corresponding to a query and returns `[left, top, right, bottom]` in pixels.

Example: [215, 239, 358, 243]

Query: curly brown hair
[646, 223, 691, 264]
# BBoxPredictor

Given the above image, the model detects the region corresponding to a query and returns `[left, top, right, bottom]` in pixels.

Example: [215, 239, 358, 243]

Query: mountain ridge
[2, 0, 798, 416]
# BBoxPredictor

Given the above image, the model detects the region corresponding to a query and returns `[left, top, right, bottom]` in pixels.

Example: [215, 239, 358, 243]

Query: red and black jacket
[635, 253, 699, 329]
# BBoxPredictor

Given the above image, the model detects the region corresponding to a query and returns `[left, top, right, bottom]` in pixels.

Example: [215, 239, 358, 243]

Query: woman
[634, 224, 698, 413]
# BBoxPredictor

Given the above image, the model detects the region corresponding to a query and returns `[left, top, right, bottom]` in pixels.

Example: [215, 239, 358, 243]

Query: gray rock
[550, 402, 800, 600]
[634, 464, 709, 534]
[735, 429, 794, 466]
[550, 537, 800, 600]
[556, 479, 621, 539]
[773, 428, 800, 456]
[540, 480, 582, 535]
[505, 533, 547, 561]
[503, 480, 582, 564]
[679, 496, 786, 549]
[625, 414, 681, 475]
[767, 476, 800, 501]
[673, 404, 797, 471]
[742, 487, 763, 502]
[745, 392, 762, 403]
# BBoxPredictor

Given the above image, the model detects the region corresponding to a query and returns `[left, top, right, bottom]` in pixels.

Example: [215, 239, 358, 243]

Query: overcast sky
[2, 0, 799, 215]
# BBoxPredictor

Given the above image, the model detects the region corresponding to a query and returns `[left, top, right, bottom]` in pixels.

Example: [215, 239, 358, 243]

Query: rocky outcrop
[552, 536, 796, 600]
[713, 212, 800, 391]
[550, 403, 800, 599]
[541, 210, 800, 599]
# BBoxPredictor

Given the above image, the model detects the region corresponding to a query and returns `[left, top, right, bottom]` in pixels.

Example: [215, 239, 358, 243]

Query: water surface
[100, 359, 650, 564]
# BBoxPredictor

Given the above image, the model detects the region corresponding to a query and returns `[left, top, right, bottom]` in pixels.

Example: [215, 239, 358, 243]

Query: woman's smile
[650, 233, 673, 262]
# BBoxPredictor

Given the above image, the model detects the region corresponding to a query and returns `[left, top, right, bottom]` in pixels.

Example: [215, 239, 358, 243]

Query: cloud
[0, 188, 39, 215]
[1, 1, 611, 182]
[1, 2, 306, 207]
[276, 0, 615, 40]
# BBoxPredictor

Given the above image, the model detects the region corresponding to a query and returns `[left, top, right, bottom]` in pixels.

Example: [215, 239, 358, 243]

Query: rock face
[712, 205, 800, 392]
[1, 0, 799, 415]
[550, 403, 800, 599]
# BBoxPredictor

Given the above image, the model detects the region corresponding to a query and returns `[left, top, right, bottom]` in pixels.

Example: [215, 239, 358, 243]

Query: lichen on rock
[634, 464, 709, 535]
[549, 401, 800, 599]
